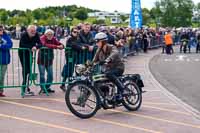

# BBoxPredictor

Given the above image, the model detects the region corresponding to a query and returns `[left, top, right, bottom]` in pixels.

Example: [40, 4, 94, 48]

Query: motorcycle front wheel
[65, 81, 100, 119]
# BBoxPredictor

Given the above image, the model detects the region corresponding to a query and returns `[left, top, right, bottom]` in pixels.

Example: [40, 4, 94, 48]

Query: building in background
[88, 11, 129, 24]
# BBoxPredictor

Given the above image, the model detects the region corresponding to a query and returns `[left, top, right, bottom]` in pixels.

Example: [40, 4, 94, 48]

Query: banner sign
[130, 0, 143, 28]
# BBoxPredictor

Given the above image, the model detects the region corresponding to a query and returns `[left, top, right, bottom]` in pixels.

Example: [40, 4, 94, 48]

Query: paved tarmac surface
[150, 51, 200, 112]
[0, 42, 200, 133]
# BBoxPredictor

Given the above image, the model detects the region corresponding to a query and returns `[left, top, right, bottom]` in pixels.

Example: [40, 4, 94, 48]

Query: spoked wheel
[65, 82, 100, 119]
[122, 82, 142, 111]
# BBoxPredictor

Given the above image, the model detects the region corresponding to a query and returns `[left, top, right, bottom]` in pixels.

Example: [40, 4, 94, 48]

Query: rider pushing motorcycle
[93, 32, 125, 98]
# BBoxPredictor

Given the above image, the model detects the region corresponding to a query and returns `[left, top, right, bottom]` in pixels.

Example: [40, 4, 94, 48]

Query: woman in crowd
[0, 25, 13, 97]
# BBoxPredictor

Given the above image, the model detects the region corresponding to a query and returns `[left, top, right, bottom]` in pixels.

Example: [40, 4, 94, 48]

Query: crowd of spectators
[0, 23, 200, 97]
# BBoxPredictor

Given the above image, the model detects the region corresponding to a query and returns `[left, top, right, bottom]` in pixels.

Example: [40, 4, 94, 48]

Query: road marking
[143, 105, 191, 115]
[0, 98, 187, 114]
[175, 55, 187, 61]
[92, 118, 162, 133]
[164, 58, 200, 62]
[1, 99, 200, 129]
[109, 110, 200, 129]
[145, 97, 167, 101]
[0, 99, 162, 133]
[164, 59, 172, 62]
[194, 59, 200, 62]
[186, 59, 190, 62]
[0, 113, 87, 133]
[42, 98, 177, 107]
[1, 97, 178, 105]
[0, 98, 64, 102]
[1, 97, 178, 106]
[144, 90, 161, 92]
[143, 102, 176, 106]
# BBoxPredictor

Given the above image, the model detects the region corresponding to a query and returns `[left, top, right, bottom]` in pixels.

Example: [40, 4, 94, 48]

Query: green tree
[165, 0, 176, 26]
[174, 0, 194, 27]
[193, 3, 200, 26]
[150, 1, 162, 20]
[142, 8, 151, 25]
[153, 0, 194, 27]
[74, 8, 88, 22]
[93, 19, 105, 24]
[32, 9, 42, 20]
[198, 2, 200, 9]
[120, 15, 128, 22]
[9, 10, 22, 17]
[38, 19, 47, 25]
[0, 10, 8, 24]
[25, 10, 33, 24]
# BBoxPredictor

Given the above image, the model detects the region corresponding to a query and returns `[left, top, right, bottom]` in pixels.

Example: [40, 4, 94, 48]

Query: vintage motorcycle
[65, 62, 144, 119]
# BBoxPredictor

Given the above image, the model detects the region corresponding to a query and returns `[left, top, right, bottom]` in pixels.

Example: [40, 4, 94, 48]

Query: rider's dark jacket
[93, 44, 124, 72]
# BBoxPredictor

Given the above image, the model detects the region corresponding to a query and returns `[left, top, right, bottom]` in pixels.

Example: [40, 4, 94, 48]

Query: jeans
[162, 44, 166, 53]
[38, 65, 53, 90]
[118, 47, 123, 57]
[16, 32, 21, 39]
[134, 43, 140, 54]
[104, 68, 124, 94]
[61, 63, 74, 86]
[0, 65, 7, 93]
[123, 45, 129, 57]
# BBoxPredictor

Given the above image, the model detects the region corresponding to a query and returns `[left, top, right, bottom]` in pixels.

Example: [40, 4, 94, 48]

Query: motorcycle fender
[124, 74, 144, 88]
[68, 80, 90, 87]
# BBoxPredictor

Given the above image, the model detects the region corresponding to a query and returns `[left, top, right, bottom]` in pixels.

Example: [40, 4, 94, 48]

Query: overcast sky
[0, 0, 199, 13]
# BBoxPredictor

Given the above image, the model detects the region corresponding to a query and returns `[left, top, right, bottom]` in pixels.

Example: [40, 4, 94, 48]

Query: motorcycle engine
[96, 81, 116, 101]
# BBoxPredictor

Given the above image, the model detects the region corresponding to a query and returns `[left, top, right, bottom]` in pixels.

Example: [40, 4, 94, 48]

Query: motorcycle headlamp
[75, 64, 87, 74]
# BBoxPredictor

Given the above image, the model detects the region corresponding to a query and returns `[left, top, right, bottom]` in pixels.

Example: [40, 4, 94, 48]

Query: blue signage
[130, 0, 143, 28]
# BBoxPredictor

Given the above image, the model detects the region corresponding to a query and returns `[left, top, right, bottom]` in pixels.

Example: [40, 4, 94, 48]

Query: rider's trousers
[104, 68, 124, 94]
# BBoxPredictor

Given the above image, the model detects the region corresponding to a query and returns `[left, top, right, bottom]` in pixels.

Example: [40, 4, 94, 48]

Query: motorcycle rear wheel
[122, 82, 142, 111]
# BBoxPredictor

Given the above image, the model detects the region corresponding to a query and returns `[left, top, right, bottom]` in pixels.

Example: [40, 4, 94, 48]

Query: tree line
[0, 5, 95, 26]
[142, 0, 200, 27]
[0, 0, 199, 27]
